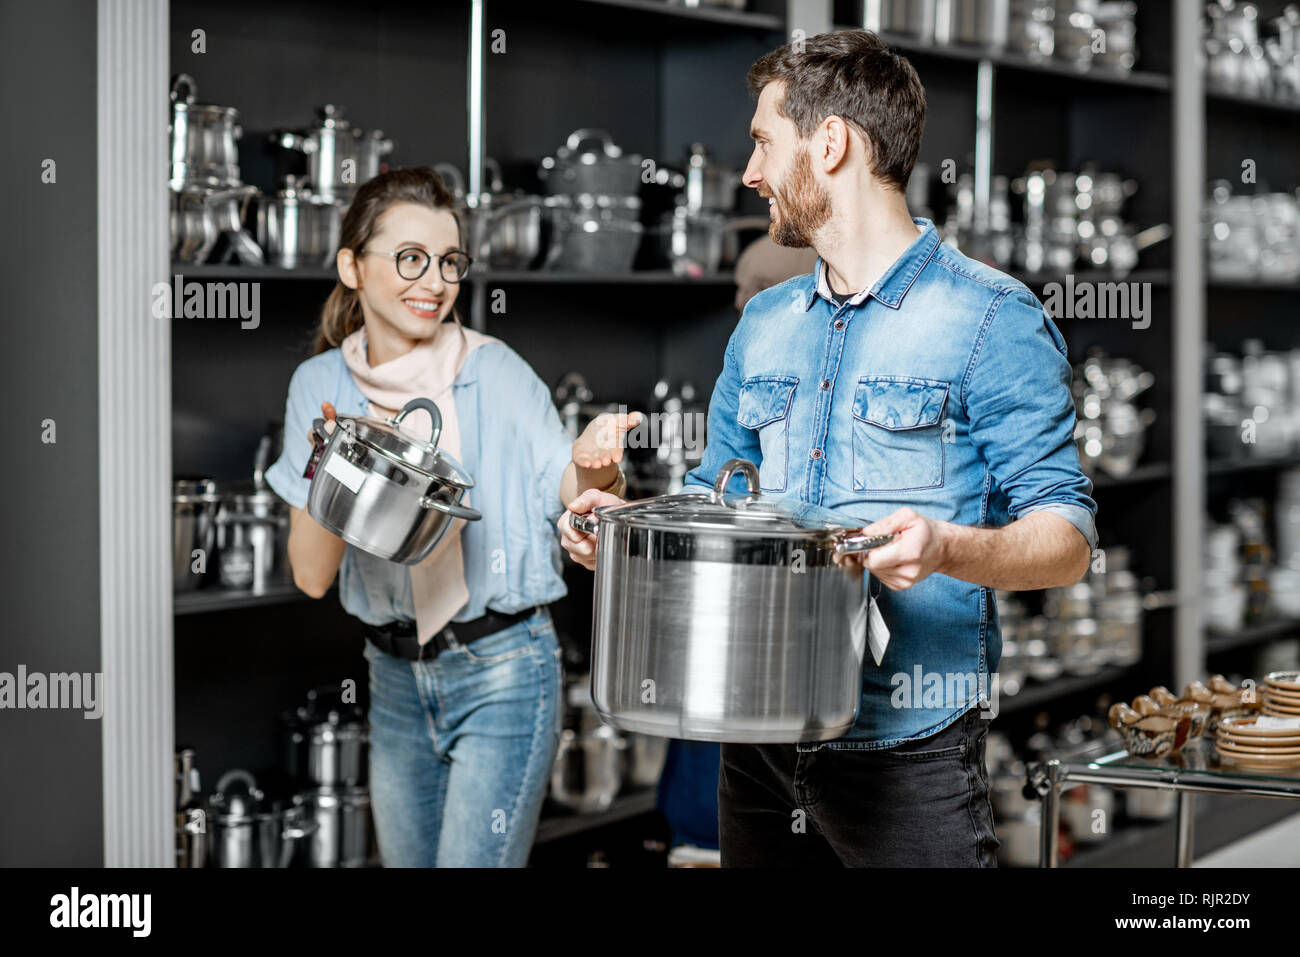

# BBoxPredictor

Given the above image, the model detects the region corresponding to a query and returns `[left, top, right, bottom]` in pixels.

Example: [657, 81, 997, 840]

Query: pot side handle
[419, 495, 482, 522]
[833, 530, 896, 556]
[569, 511, 598, 536]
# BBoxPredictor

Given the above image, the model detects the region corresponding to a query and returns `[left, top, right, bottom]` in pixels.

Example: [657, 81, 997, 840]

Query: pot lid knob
[710, 459, 760, 506]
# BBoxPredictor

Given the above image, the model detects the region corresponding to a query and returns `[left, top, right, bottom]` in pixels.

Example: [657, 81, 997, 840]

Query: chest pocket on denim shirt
[851, 375, 950, 492]
[737, 375, 798, 492]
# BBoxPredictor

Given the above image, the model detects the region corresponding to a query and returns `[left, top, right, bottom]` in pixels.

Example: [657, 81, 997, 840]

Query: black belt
[363, 605, 541, 661]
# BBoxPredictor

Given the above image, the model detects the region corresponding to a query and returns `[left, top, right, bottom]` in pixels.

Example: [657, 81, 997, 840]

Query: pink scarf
[341, 320, 500, 645]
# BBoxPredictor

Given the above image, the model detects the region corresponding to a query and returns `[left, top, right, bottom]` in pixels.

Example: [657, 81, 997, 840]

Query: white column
[1172, 1, 1205, 690]
[98, 0, 173, 867]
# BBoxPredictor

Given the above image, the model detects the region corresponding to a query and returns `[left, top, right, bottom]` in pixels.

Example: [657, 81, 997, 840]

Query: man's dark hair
[747, 30, 926, 192]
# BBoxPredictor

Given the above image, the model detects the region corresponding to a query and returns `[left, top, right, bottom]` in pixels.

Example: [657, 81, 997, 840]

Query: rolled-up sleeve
[264, 364, 320, 510]
[505, 353, 573, 526]
[964, 290, 1097, 551]
[682, 334, 764, 496]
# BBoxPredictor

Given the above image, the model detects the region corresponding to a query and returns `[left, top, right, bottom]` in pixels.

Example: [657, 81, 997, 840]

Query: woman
[265, 167, 636, 867]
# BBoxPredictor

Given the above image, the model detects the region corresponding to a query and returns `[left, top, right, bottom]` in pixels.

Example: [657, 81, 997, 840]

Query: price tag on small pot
[867, 596, 890, 666]
[322, 452, 366, 494]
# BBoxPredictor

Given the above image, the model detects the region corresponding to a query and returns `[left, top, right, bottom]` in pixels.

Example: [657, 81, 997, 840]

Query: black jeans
[718, 707, 999, 867]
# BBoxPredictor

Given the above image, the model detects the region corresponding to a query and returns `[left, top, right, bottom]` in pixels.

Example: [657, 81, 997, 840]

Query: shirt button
[820, 380, 831, 390]
[834, 320, 845, 330]
[810, 449, 823, 460]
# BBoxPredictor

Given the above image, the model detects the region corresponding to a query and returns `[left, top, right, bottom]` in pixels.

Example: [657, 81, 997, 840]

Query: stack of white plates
[1215, 711, 1300, 770]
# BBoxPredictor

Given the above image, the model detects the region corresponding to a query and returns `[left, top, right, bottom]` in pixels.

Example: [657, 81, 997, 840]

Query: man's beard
[769, 149, 832, 248]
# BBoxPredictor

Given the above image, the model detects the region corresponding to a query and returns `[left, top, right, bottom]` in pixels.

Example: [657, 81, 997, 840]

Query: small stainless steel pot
[306, 396, 482, 564]
[257, 176, 343, 269]
[173, 478, 220, 591]
[569, 459, 893, 742]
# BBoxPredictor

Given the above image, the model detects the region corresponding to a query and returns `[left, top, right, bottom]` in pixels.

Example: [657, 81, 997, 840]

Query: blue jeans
[363, 607, 563, 867]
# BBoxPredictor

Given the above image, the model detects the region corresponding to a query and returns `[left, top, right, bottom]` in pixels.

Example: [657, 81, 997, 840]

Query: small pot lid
[339, 397, 474, 489]
[593, 459, 871, 538]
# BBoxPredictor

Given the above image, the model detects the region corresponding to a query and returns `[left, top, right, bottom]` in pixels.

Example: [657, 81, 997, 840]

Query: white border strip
[99, 0, 173, 867]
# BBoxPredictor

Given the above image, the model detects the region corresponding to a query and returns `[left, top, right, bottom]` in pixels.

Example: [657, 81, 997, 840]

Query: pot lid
[338, 397, 474, 488]
[591, 459, 880, 538]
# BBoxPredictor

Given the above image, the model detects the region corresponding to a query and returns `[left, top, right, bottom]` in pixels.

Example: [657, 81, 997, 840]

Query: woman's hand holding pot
[558, 487, 626, 571]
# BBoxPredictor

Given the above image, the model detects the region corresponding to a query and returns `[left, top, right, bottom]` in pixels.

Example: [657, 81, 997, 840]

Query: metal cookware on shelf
[299, 785, 374, 867]
[569, 459, 894, 742]
[540, 128, 643, 198]
[275, 105, 393, 204]
[550, 679, 626, 814]
[306, 397, 482, 564]
[173, 478, 220, 591]
[208, 769, 318, 868]
[169, 73, 242, 191]
[256, 176, 344, 269]
[170, 184, 261, 265]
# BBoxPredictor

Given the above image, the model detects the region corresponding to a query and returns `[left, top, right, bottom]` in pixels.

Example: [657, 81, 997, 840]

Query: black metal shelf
[172, 263, 738, 287]
[835, 27, 1171, 91]
[1207, 455, 1300, 476]
[1206, 617, 1300, 655]
[1208, 277, 1300, 293]
[576, 0, 783, 31]
[1000, 666, 1135, 717]
[174, 583, 315, 616]
[1010, 270, 1172, 295]
[1207, 88, 1300, 116]
[1090, 462, 1173, 489]
[534, 788, 659, 844]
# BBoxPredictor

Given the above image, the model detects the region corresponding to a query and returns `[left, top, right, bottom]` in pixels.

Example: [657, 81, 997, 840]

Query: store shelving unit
[157, 0, 1299, 862]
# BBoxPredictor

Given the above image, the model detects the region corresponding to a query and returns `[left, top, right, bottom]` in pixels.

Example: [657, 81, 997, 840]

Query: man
[559, 30, 1096, 867]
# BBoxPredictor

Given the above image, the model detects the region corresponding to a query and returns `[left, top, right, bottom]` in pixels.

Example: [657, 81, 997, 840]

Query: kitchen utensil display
[299, 785, 375, 867]
[174, 748, 207, 868]
[680, 143, 740, 214]
[170, 184, 261, 265]
[540, 128, 643, 198]
[208, 769, 263, 868]
[570, 459, 894, 742]
[169, 73, 242, 191]
[306, 709, 369, 787]
[1072, 350, 1156, 478]
[275, 104, 394, 204]
[550, 679, 626, 813]
[545, 194, 644, 273]
[306, 397, 482, 564]
[173, 478, 220, 591]
[256, 175, 344, 269]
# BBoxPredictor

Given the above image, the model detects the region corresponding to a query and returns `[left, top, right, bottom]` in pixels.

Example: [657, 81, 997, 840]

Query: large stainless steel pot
[569, 459, 893, 742]
[306, 396, 482, 564]
[169, 73, 242, 191]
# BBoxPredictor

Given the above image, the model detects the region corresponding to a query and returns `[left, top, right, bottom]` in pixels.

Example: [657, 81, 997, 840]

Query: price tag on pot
[867, 596, 890, 667]
[322, 452, 366, 494]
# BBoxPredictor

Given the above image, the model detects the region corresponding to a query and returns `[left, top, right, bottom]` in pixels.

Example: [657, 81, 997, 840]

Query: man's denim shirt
[682, 219, 1097, 750]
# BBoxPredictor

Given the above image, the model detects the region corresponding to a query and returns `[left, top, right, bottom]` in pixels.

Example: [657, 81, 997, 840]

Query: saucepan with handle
[306, 397, 481, 565]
